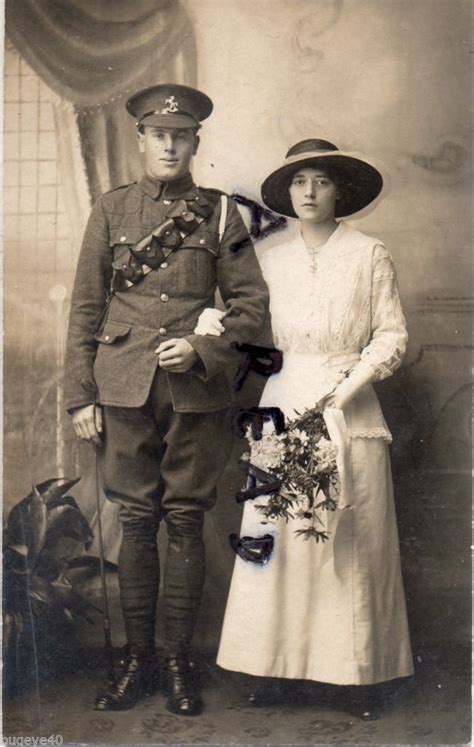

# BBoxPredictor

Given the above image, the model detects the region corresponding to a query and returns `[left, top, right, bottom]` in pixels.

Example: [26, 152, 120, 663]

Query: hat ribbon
[283, 150, 359, 165]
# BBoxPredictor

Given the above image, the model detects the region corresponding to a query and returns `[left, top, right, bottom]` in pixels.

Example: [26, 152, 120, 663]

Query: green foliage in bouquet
[246, 405, 340, 542]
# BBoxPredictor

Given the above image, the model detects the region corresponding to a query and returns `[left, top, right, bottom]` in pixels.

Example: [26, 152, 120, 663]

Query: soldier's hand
[194, 308, 226, 336]
[155, 338, 198, 373]
[72, 404, 103, 446]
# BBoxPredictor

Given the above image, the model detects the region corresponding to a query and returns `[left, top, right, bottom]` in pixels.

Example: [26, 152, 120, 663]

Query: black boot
[94, 652, 160, 711]
[164, 655, 202, 716]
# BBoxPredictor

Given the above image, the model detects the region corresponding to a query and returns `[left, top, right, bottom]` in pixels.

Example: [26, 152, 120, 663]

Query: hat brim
[138, 113, 200, 129]
[261, 153, 383, 218]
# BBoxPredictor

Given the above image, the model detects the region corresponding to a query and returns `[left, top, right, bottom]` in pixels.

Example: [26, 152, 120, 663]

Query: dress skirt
[216, 434, 414, 685]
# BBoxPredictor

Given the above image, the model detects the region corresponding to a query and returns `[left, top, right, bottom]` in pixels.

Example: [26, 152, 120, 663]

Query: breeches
[99, 369, 234, 654]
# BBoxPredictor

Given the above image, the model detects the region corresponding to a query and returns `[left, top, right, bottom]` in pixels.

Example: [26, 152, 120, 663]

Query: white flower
[288, 428, 309, 445]
[317, 437, 338, 457]
[314, 437, 338, 473]
[250, 434, 284, 470]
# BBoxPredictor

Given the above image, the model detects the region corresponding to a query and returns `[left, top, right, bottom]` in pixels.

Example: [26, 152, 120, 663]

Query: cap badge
[162, 95, 179, 114]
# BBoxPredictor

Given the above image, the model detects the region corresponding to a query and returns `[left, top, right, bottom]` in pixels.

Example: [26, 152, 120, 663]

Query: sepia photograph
[2, 0, 472, 745]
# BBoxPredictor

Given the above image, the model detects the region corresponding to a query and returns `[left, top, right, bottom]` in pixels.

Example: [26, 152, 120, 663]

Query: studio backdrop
[4, 0, 471, 653]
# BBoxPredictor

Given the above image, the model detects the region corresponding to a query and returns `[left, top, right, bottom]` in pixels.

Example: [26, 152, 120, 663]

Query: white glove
[320, 363, 373, 411]
[194, 307, 226, 336]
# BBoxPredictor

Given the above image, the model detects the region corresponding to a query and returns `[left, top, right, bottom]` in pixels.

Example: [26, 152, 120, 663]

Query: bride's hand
[194, 308, 226, 336]
[319, 391, 349, 411]
[320, 366, 372, 412]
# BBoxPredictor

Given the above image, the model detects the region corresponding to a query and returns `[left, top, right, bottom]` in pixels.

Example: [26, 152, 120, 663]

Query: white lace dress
[216, 221, 414, 685]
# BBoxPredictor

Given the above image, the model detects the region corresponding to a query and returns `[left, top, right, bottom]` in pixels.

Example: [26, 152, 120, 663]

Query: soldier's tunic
[65, 172, 269, 654]
[66, 172, 268, 413]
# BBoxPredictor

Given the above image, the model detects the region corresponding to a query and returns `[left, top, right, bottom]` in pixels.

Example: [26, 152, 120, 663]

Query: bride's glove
[194, 307, 226, 336]
[320, 364, 374, 411]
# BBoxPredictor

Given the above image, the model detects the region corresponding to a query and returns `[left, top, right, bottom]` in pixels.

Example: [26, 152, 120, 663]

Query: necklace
[306, 245, 321, 273]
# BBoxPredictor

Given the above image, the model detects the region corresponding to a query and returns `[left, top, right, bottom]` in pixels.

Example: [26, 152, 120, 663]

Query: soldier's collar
[163, 173, 197, 199]
[138, 173, 197, 200]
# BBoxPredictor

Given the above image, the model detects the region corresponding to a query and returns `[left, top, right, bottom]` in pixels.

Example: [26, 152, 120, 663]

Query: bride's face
[289, 168, 339, 223]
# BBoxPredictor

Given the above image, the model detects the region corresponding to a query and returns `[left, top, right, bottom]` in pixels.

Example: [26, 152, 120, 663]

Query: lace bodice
[260, 221, 408, 384]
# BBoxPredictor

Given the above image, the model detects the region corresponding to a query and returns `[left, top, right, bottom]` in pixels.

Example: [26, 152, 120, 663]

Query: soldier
[65, 84, 269, 714]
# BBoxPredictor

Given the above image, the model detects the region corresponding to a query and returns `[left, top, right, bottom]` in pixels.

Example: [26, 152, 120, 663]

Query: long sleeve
[334, 244, 408, 402]
[185, 198, 270, 380]
[64, 198, 112, 411]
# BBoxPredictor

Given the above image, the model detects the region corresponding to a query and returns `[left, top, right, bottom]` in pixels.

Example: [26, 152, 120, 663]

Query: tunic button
[159, 327, 167, 335]
[104, 335, 110, 342]
[163, 199, 172, 205]
[160, 293, 169, 302]
[160, 261, 168, 269]
[120, 236, 126, 242]
[199, 239, 205, 244]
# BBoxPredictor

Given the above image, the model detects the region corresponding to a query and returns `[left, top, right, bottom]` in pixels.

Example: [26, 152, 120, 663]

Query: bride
[197, 139, 413, 719]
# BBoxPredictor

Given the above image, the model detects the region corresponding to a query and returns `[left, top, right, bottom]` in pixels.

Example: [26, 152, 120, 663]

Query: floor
[3, 643, 471, 746]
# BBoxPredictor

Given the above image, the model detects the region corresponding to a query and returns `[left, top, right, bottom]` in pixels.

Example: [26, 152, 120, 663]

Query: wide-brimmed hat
[126, 84, 213, 129]
[261, 139, 383, 218]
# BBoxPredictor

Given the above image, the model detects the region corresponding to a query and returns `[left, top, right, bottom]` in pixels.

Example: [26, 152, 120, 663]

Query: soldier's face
[138, 127, 199, 181]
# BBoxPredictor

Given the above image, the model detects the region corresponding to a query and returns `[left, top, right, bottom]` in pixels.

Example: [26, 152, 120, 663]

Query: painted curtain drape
[6, 0, 198, 199]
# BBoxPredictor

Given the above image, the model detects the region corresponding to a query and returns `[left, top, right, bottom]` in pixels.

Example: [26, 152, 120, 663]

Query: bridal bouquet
[241, 405, 340, 542]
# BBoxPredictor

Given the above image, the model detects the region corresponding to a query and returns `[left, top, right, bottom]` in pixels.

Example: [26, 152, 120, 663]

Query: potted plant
[3, 477, 116, 695]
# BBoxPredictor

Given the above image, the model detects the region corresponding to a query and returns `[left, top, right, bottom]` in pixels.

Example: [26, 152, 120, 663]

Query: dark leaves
[63, 556, 117, 586]
[5, 477, 83, 561]
[50, 578, 100, 624]
[5, 497, 37, 554]
[5, 487, 48, 566]
[3, 475, 115, 650]
[315, 497, 338, 512]
[46, 495, 81, 511]
[66, 556, 117, 572]
[27, 477, 81, 505]
[294, 528, 330, 543]
[33, 551, 63, 582]
[255, 492, 295, 522]
[28, 574, 57, 606]
[28, 486, 48, 564]
[3, 545, 28, 573]
[45, 504, 93, 549]
[290, 406, 330, 440]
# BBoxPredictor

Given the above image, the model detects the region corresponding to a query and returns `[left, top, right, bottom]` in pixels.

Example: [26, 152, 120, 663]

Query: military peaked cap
[126, 84, 213, 129]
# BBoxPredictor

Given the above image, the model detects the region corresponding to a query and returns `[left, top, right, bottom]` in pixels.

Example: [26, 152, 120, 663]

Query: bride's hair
[288, 163, 347, 204]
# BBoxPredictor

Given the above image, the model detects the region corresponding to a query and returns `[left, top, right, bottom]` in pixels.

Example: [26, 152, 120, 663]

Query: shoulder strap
[218, 194, 228, 243]
[106, 181, 137, 193]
